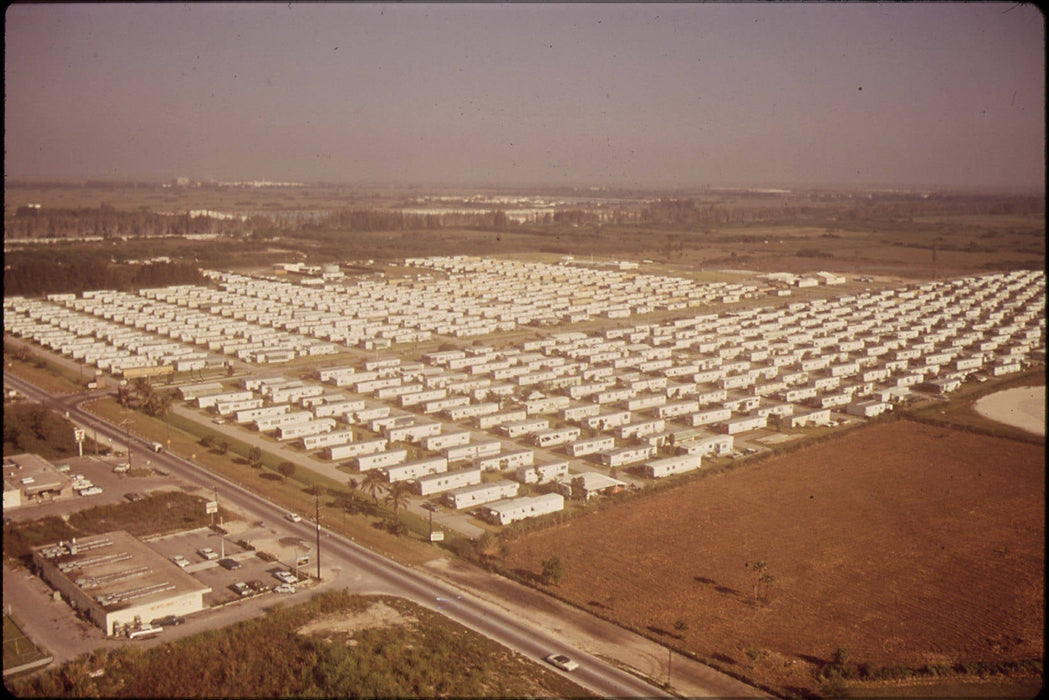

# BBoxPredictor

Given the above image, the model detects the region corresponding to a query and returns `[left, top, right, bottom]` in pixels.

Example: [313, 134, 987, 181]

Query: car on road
[151, 615, 185, 627]
[197, 547, 219, 560]
[285, 513, 302, 523]
[218, 557, 241, 570]
[171, 555, 190, 568]
[273, 584, 296, 594]
[544, 654, 579, 672]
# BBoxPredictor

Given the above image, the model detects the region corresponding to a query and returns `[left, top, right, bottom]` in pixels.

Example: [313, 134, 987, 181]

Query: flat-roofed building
[3, 454, 75, 509]
[32, 531, 211, 636]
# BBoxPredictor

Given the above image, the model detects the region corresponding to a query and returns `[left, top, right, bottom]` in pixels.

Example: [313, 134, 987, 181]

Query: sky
[4, 2, 1045, 191]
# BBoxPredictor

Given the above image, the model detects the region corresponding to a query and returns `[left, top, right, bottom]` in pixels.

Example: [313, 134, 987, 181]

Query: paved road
[5, 371, 765, 697]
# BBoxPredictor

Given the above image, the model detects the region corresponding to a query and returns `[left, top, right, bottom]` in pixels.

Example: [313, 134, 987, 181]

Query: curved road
[4, 373, 669, 697]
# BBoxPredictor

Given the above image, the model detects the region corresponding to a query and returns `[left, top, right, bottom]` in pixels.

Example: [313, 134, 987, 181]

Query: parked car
[197, 547, 219, 560]
[273, 584, 296, 594]
[151, 615, 185, 627]
[544, 654, 579, 672]
[171, 555, 190, 568]
[273, 570, 298, 584]
[218, 557, 241, 570]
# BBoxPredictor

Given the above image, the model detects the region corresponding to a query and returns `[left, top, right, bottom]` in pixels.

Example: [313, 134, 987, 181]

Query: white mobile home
[690, 407, 732, 427]
[324, 438, 388, 461]
[531, 427, 582, 448]
[385, 456, 448, 483]
[414, 467, 482, 496]
[444, 439, 502, 463]
[354, 449, 408, 472]
[616, 418, 665, 440]
[444, 480, 520, 510]
[477, 409, 528, 430]
[641, 451, 700, 478]
[501, 418, 550, 439]
[567, 435, 616, 457]
[302, 429, 356, 451]
[600, 444, 656, 468]
[515, 460, 570, 484]
[421, 430, 472, 451]
[718, 414, 767, 435]
[677, 433, 734, 457]
[479, 492, 564, 525]
[276, 418, 336, 442]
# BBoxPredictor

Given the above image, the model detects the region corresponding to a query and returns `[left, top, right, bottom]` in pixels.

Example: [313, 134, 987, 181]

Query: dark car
[151, 615, 185, 627]
[218, 557, 242, 570]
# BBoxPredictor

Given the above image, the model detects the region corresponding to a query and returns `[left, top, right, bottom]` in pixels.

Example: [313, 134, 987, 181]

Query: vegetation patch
[7, 591, 593, 698]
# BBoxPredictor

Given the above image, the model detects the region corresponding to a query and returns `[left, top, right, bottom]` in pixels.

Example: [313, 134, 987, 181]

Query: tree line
[3, 259, 205, 296]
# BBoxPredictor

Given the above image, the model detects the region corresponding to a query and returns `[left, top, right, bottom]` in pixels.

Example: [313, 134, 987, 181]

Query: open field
[497, 419, 1044, 697]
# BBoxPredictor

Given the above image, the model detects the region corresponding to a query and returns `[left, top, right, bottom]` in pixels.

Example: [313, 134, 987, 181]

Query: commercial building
[32, 531, 211, 636]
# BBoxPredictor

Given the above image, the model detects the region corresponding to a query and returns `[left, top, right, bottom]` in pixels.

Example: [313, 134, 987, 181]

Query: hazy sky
[5, 2, 1045, 191]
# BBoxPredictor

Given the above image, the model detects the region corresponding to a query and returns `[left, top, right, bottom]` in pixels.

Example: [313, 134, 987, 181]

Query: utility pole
[315, 492, 321, 580]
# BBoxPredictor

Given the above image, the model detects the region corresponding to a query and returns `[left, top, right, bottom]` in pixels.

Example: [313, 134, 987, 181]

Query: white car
[273, 570, 298, 584]
[285, 513, 302, 523]
[545, 654, 579, 672]
[172, 555, 190, 568]
[273, 584, 296, 594]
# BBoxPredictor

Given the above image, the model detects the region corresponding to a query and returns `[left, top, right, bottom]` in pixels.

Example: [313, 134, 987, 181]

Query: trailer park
[5, 258, 1043, 539]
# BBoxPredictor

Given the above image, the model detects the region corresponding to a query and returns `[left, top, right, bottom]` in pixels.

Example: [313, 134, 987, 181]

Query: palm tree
[361, 469, 386, 507]
[385, 481, 411, 521]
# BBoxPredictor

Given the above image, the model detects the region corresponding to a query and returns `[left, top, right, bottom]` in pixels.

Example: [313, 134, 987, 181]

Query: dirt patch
[974, 386, 1046, 436]
[499, 420, 1044, 697]
[296, 601, 415, 638]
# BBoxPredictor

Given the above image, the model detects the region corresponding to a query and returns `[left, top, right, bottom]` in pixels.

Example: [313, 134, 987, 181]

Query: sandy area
[974, 386, 1046, 436]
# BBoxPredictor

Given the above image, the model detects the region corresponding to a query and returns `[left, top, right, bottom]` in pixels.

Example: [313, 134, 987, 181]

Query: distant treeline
[6, 205, 258, 239]
[5, 193, 1043, 242]
[4, 259, 205, 297]
[639, 194, 1046, 227]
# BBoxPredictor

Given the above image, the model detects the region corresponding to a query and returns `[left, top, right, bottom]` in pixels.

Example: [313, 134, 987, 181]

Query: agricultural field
[497, 419, 1044, 697]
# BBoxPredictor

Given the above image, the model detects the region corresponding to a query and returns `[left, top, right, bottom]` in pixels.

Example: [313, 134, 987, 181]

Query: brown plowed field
[500, 420, 1044, 696]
